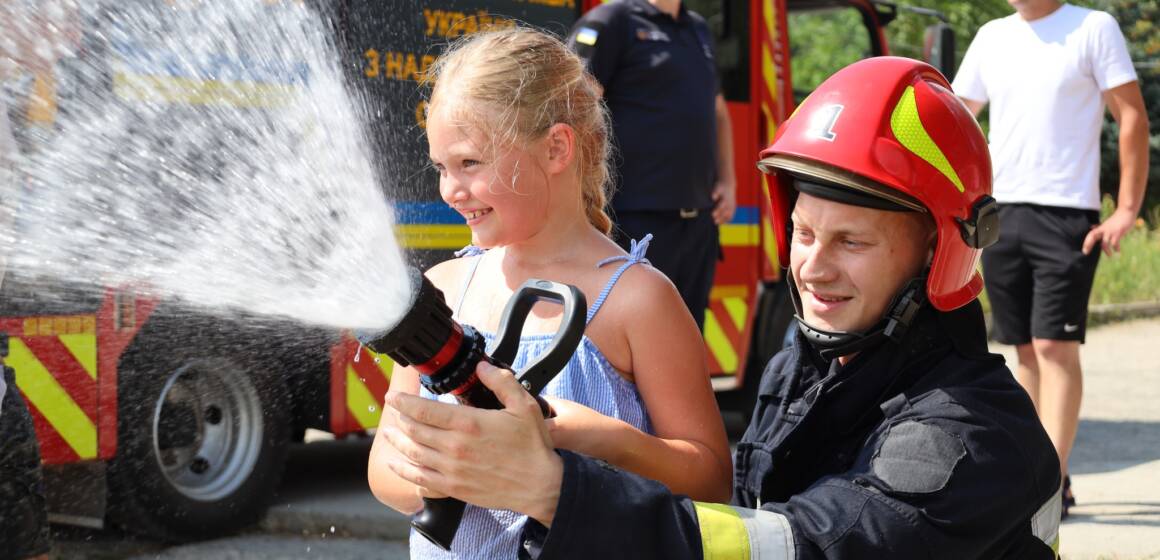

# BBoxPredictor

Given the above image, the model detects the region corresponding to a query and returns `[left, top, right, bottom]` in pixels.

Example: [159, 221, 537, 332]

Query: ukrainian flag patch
[575, 26, 599, 46]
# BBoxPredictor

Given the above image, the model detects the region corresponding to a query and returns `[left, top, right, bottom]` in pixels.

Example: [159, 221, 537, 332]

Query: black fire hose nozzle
[357, 268, 586, 551]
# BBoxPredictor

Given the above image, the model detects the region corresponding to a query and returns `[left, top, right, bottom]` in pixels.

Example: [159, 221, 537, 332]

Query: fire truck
[0, 0, 953, 540]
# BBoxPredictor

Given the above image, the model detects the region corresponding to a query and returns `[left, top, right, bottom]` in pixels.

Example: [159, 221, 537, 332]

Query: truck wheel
[108, 341, 290, 541]
[717, 282, 796, 429]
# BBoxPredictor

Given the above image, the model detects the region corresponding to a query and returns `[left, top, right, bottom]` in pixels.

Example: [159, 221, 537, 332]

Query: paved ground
[990, 318, 1160, 560]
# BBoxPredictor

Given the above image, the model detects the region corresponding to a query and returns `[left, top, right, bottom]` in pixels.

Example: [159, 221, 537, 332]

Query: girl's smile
[458, 207, 494, 224]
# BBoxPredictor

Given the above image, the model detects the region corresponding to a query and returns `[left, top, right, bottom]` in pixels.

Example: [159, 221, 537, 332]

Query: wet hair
[426, 27, 614, 235]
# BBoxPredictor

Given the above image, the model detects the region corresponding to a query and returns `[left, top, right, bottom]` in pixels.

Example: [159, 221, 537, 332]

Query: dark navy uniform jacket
[568, 0, 718, 212]
[520, 301, 1063, 559]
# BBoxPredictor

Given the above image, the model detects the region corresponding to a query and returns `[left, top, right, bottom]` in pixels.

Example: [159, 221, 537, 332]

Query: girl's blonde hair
[427, 27, 614, 236]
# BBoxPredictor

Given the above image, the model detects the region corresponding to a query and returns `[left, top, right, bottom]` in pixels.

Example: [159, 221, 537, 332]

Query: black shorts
[982, 203, 1101, 344]
[0, 366, 52, 559]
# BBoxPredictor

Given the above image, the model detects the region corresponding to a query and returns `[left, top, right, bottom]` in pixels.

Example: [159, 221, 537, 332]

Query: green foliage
[880, 0, 1011, 75]
[1091, 196, 1160, 304]
[787, 8, 873, 99]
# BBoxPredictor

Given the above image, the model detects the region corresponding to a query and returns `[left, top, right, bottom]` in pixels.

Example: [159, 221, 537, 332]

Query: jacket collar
[627, 0, 690, 23]
[791, 303, 959, 434]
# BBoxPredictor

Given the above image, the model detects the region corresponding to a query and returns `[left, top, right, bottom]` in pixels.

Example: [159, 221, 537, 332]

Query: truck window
[684, 0, 749, 102]
[787, 6, 874, 104]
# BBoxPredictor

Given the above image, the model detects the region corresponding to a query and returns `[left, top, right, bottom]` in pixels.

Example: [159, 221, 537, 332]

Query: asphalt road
[990, 317, 1160, 560]
[49, 437, 405, 560]
[50, 317, 1160, 560]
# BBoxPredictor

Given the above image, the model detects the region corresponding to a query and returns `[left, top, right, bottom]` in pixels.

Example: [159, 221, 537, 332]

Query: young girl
[367, 28, 731, 559]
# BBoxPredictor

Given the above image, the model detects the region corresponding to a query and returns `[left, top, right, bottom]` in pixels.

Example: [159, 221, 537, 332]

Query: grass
[1089, 200, 1160, 305]
[977, 198, 1160, 313]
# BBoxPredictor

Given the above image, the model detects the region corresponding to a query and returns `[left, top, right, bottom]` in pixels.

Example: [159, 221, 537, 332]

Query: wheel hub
[151, 358, 264, 502]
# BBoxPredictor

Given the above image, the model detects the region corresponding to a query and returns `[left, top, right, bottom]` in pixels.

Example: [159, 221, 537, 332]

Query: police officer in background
[567, 0, 735, 329]
[381, 58, 1065, 559]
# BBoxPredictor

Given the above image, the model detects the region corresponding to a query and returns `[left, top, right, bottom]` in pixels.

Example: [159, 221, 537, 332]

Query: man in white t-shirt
[952, 0, 1150, 520]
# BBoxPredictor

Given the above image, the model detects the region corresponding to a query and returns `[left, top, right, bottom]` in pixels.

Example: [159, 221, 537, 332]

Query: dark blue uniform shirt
[568, 0, 719, 212]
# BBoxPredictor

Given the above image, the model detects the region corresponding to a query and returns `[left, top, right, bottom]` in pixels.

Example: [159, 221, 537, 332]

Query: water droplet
[368, 405, 377, 413]
[373, 356, 381, 364]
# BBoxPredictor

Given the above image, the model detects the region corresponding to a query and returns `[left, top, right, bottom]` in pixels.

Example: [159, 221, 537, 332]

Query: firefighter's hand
[711, 180, 736, 225]
[383, 363, 563, 526]
[1083, 208, 1135, 256]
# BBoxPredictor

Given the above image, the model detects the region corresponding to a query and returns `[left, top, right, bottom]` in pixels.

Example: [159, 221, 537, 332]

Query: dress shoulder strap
[587, 234, 652, 324]
[452, 245, 486, 319]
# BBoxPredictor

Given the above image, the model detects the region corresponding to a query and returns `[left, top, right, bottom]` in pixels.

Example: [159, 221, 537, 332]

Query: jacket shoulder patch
[871, 420, 966, 494]
[569, 20, 606, 59]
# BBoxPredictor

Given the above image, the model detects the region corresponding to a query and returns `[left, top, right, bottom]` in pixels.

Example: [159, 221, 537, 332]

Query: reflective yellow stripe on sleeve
[694, 502, 795, 560]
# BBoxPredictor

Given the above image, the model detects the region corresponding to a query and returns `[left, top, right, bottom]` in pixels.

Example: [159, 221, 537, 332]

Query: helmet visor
[759, 154, 926, 213]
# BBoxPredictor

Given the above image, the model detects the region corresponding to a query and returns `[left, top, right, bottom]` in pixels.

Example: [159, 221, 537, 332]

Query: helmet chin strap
[787, 273, 928, 362]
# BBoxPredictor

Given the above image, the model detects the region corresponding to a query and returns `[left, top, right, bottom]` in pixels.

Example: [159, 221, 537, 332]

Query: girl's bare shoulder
[597, 260, 684, 322]
[425, 253, 480, 295]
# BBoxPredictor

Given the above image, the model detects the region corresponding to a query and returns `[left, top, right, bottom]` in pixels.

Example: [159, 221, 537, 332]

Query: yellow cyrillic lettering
[385, 51, 404, 80]
[403, 54, 419, 82]
[364, 49, 380, 78]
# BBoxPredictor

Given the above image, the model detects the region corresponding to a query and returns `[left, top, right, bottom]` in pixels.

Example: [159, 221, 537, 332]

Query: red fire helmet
[758, 56, 997, 311]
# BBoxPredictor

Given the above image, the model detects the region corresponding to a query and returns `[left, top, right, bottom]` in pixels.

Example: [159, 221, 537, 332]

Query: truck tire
[716, 282, 796, 429]
[107, 325, 291, 541]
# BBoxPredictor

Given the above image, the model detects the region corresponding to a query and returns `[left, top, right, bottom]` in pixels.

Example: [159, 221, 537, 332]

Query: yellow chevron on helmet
[890, 86, 965, 193]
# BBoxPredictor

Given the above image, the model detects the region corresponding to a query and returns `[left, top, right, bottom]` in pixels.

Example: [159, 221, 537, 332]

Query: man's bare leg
[1031, 338, 1084, 478]
[1013, 343, 1041, 411]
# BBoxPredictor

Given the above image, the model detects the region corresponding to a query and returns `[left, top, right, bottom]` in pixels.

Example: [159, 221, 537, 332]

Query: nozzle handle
[489, 279, 587, 395]
[412, 498, 466, 551]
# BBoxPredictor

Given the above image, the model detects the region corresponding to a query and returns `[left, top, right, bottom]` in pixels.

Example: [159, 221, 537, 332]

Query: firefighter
[382, 57, 1063, 559]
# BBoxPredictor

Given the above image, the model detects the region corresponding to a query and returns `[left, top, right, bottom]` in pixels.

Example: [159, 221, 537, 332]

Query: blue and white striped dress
[411, 237, 656, 560]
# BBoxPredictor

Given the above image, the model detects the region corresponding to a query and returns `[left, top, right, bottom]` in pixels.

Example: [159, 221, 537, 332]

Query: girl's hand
[543, 397, 624, 462]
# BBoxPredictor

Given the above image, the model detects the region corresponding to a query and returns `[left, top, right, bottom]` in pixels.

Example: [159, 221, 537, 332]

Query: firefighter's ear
[543, 122, 575, 174]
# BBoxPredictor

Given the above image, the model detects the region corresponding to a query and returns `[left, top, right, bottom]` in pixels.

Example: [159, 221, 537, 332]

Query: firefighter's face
[789, 193, 932, 334]
[427, 103, 551, 248]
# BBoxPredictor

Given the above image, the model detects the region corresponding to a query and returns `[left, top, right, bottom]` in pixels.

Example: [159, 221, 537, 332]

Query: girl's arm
[546, 267, 733, 502]
[367, 259, 464, 513]
[367, 364, 425, 514]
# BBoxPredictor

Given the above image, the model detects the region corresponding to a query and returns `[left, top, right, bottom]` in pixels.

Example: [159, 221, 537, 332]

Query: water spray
[357, 267, 585, 551]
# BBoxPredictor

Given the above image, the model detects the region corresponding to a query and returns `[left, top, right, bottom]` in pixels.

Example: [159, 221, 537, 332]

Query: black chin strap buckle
[882, 278, 926, 342]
